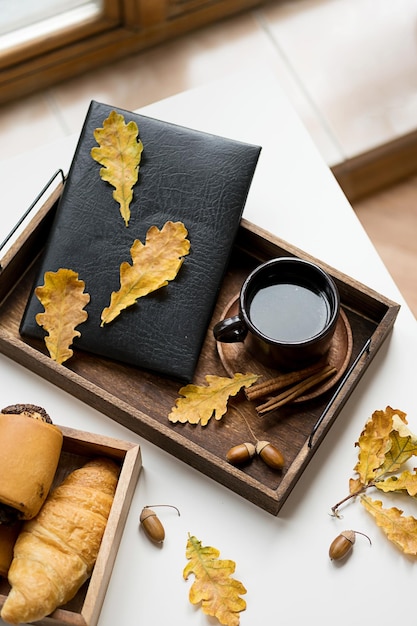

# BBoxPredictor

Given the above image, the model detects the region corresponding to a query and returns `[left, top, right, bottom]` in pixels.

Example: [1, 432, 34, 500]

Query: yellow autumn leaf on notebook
[184, 534, 247, 626]
[101, 221, 190, 326]
[91, 110, 143, 227]
[168, 372, 259, 426]
[35, 269, 90, 364]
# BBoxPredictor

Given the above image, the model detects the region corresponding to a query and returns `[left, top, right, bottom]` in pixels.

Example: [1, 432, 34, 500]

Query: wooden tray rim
[0, 185, 400, 515]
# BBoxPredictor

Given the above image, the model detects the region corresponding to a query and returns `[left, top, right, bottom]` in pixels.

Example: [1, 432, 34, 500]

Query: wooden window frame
[0, 0, 265, 106]
[0, 1, 123, 69]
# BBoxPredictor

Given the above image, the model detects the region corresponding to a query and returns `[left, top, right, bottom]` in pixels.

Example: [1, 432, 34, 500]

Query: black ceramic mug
[213, 257, 340, 369]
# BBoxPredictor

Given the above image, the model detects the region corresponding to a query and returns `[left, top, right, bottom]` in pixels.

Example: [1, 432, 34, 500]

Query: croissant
[1, 457, 119, 625]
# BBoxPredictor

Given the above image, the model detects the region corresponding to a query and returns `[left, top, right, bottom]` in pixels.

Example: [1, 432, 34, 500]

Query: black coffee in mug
[213, 257, 340, 369]
[248, 282, 331, 343]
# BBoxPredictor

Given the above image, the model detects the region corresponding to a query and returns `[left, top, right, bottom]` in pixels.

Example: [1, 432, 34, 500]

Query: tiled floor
[354, 175, 417, 317]
[0, 0, 416, 315]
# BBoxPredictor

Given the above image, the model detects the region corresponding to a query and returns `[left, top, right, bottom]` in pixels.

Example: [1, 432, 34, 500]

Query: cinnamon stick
[245, 362, 328, 402]
[256, 364, 337, 416]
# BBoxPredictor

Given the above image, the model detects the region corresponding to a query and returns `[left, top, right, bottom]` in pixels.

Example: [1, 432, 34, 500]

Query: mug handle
[213, 315, 248, 343]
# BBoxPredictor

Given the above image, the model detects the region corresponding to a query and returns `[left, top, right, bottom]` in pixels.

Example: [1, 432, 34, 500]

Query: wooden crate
[0, 182, 399, 515]
[0, 425, 142, 626]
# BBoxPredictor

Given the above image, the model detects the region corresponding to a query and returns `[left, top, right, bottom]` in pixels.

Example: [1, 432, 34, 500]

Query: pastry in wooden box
[0, 524, 20, 579]
[1, 457, 119, 624]
[0, 404, 63, 523]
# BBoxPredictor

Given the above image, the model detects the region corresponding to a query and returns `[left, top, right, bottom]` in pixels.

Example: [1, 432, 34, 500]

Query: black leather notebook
[20, 101, 261, 381]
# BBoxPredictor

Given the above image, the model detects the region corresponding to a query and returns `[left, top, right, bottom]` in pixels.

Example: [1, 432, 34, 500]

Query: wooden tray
[0, 424, 142, 626]
[0, 182, 400, 515]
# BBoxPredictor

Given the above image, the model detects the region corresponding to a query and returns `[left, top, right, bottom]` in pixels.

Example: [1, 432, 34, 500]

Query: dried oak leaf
[35, 269, 90, 364]
[376, 469, 417, 497]
[376, 414, 417, 477]
[91, 110, 143, 227]
[101, 221, 190, 326]
[183, 534, 247, 626]
[361, 495, 417, 555]
[334, 407, 417, 553]
[168, 373, 259, 426]
[353, 406, 408, 486]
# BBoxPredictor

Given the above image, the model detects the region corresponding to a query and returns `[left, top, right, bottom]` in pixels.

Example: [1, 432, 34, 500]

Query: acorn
[329, 529, 371, 561]
[140, 507, 165, 544]
[226, 442, 256, 466]
[139, 504, 180, 544]
[255, 441, 285, 470]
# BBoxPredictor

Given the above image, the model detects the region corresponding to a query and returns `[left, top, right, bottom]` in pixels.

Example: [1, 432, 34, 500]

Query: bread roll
[0, 405, 63, 521]
[1, 457, 119, 625]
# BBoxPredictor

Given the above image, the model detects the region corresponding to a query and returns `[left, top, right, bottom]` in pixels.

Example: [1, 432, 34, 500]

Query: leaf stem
[331, 483, 373, 517]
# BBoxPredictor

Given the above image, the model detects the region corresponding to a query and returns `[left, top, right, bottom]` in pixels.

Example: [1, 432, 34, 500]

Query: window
[0, 1, 103, 38]
[0, 0, 126, 104]
[0, 0, 262, 105]
[0, 0, 121, 62]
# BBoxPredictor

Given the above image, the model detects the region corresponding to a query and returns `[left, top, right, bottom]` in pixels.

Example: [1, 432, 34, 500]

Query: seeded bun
[1, 403, 52, 423]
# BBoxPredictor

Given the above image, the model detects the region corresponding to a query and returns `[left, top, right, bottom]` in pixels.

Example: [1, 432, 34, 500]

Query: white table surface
[1, 69, 416, 626]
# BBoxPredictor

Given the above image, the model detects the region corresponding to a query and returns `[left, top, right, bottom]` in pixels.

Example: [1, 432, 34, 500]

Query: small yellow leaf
[376, 416, 417, 477]
[183, 534, 246, 626]
[101, 221, 190, 326]
[349, 477, 363, 496]
[91, 110, 143, 226]
[354, 407, 404, 486]
[168, 373, 259, 426]
[35, 269, 90, 364]
[361, 495, 417, 555]
[376, 469, 417, 497]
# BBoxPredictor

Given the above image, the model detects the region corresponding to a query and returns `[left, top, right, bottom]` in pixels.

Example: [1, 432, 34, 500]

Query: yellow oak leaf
[91, 110, 143, 226]
[349, 477, 363, 496]
[375, 469, 417, 497]
[35, 269, 90, 364]
[354, 407, 405, 486]
[332, 408, 417, 523]
[376, 414, 417, 477]
[101, 221, 190, 326]
[168, 373, 259, 426]
[183, 534, 247, 626]
[361, 495, 417, 555]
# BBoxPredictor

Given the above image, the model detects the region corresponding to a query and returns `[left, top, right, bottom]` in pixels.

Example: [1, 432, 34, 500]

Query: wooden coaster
[216, 295, 353, 402]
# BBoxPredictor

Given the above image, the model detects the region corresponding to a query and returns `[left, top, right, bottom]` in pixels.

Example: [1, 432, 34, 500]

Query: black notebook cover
[20, 101, 261, 382]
